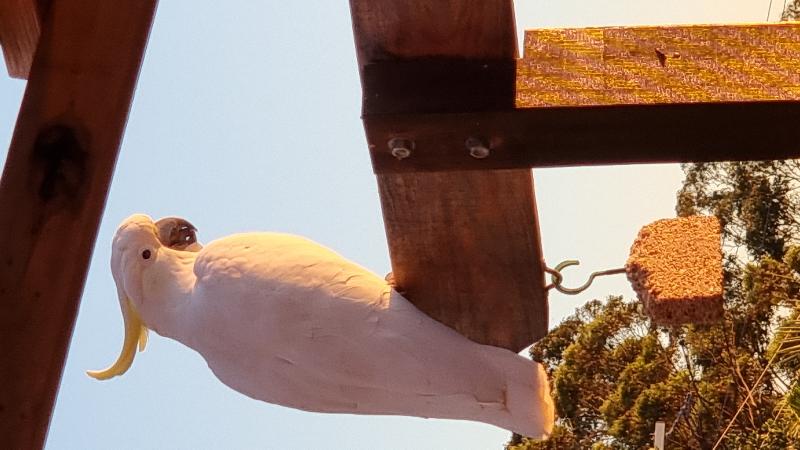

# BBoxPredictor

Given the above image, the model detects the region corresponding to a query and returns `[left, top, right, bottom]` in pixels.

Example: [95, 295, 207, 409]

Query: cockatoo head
[87, 214, 200, 380]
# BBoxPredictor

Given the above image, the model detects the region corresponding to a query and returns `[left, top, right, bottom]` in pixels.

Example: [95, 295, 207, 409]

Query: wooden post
[654, 421, 666, 449]
[0, 1, 157, 448]
[351, 0, 549, 350]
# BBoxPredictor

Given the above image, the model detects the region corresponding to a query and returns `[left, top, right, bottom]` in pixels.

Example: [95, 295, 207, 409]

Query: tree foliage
[508, 161, 800, 450]
[783, 0, 800, 20]
[508, 7, 800, 449]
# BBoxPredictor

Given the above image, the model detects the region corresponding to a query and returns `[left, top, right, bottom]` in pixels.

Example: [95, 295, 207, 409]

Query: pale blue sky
[0, 1, 774, 449]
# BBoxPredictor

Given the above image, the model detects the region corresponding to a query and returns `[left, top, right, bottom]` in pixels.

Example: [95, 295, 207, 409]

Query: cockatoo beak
[86, 284, 149, 380]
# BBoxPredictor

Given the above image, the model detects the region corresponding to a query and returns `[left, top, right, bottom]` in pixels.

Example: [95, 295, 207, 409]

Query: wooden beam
[351, 0, 548, 351]
[0, 0, 47, 79]
[365, 101, 800, 173]
[518, 23, 800, 107]
[364, 22, 800, 173]
[0, 1, 157, 448]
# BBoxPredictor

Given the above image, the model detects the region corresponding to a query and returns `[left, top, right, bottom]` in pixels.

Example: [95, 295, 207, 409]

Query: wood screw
[466, 137, 490, 159]
[388, 138, 413, 160]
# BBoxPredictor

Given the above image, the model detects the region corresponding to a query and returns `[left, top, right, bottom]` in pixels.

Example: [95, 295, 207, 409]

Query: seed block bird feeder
[626, 216, 724, 325]
[2, 0, 800, 447]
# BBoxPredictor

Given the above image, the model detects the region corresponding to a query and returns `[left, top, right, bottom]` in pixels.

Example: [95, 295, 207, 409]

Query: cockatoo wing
[189, 232, 552, 437]
[191, 232, 478, 389]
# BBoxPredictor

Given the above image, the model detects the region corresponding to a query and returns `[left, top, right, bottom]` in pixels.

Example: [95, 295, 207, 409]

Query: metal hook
[545, 260, 626, 295]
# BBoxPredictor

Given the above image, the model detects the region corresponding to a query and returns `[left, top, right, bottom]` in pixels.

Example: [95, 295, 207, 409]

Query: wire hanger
[545, 260, 626, 295]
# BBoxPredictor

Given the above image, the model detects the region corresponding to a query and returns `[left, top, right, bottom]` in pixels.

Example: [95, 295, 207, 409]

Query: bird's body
[91, 215, 553, 438]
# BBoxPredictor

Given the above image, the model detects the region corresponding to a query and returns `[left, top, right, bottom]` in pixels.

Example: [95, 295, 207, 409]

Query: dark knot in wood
[655, 49, 667, 67]
[32, 124, 88, 203]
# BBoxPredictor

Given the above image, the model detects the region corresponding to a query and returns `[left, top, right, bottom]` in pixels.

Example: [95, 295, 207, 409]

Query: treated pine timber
[0, 0, 46, 79]
[0, 1, 156, 448]
[351, 0, 548, 351]
[366, 22, 800, 173]
[518, 23, 800, 107]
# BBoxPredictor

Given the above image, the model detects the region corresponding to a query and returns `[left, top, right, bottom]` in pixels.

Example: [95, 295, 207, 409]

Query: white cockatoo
[88, 214, 554, 438]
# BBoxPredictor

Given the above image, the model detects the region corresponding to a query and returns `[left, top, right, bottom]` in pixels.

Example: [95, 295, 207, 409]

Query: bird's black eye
[142, 249, 152, 260]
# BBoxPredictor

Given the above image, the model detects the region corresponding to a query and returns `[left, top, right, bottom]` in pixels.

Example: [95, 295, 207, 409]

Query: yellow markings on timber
[517, 23, 800, 107]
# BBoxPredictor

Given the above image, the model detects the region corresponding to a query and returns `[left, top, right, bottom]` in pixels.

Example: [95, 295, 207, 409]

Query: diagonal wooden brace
[0, 1, 157, 448]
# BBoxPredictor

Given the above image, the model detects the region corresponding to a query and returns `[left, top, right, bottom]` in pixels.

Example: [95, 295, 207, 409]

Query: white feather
[108, 215, 554, 438]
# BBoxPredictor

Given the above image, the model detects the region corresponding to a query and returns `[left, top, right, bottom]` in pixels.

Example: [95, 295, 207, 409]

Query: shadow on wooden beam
[366, 101, 800, 173]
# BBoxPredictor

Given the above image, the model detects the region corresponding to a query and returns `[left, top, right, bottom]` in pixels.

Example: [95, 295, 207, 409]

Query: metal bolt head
[392, 147, 411, 160]
[466, 137, 490, 159]
[388, 138, 413, 160]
